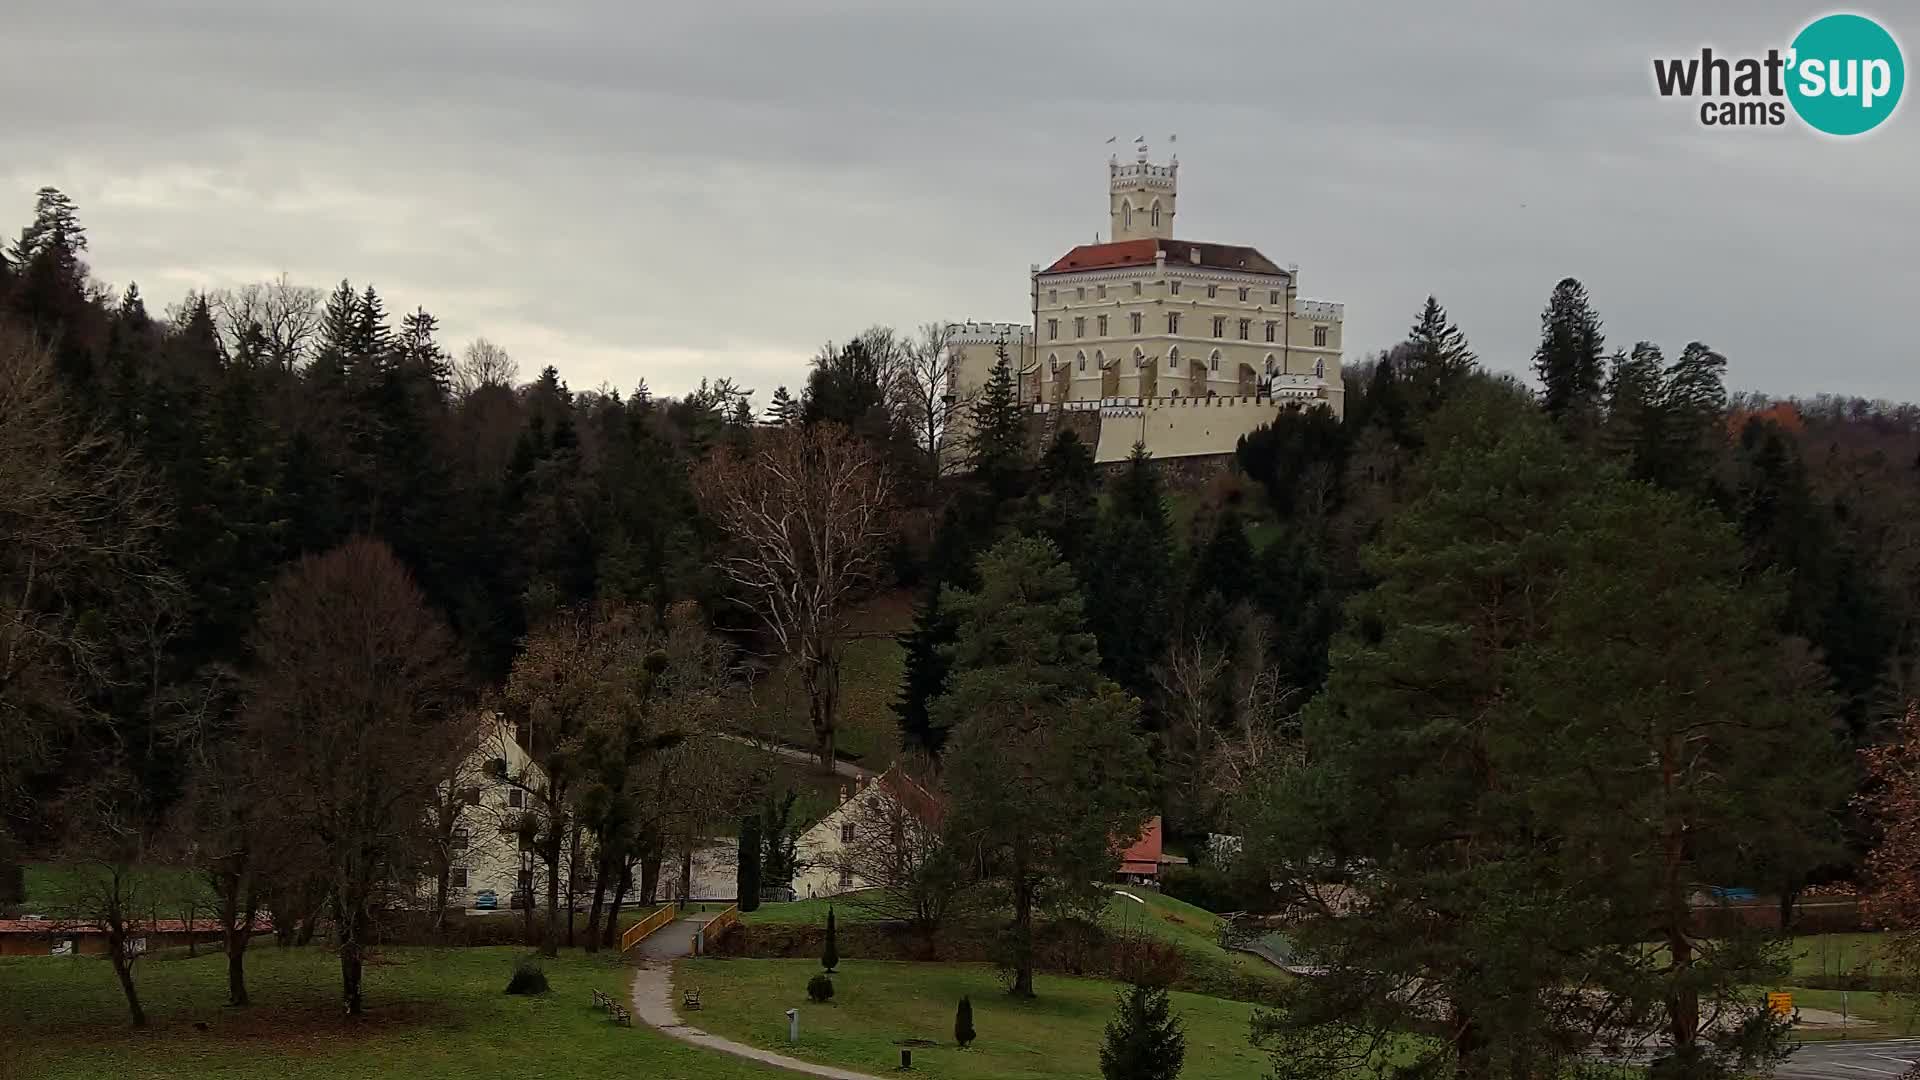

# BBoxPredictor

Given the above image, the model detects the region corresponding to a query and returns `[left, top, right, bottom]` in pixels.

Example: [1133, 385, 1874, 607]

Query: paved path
[630, 947, 885, 1080]
[1777, 1037, 1920, 1079]
[718, 732, 876, 783]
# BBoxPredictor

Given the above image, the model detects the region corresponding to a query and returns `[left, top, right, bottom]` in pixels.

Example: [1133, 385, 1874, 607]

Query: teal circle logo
[1787, 13, 1904, 135]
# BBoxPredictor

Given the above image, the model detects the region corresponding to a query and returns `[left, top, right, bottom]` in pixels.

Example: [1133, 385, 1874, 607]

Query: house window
[1212, 316, 1226, 338]
[451, 827, 470, 851]
[1239, 319, 1250, 340]
[1074, 316, 1085, 338]
[841, 822, 855, 844]
[1168, 347, 1180, 370]
[1207, 284, 1218, 299]
[1170, 281, 1181, 296]
[1167, 313, 1180, 334]
[1097, 284, 1107, 299]
[1130, 312, 1142, 334]
[1314, 325, 1329, 347]
[1210, 352, 1221, 372]
[1265, 321, 1277, 343]
[451, 867, 469, 889]
[1097, 314, 1108, 336]
[1132, 281, 1142, 296]
[1078, 352, 1087, 371]
[1076, 286, 1086, 301]
[839, 867, 854, 887]
[508, 789, 523, 809]
[1048, 289, 1057, 303]
[461, 787, 481, 806]
[1269, 290, 1280, 305]
[1047, 319, 1058, 340]
[1238, 287, 1249, 302]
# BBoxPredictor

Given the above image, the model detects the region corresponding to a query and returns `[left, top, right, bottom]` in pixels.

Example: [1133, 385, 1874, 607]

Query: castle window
[1315, 357, 1326, 378]
[1167, 313, 1180, 334]
[1132, 281, 1142, 296]
[1209, 351, 1221, 372]
[1047, 319, 1058, 340]
[1097, 284, 1107, 299]
[1077, 352, 1087, 371]
[1269, 289, 1280, 305]
[1239, 319, 1250, 340]
[1168, 346, 1180, 370]
[1076, 286, 1086, 301]
[1131, 312, 1142, 334]
[1265, 321, 1277, 343]
[1098, 315, 1109, 336]
[1134, 348, 1146, 368]
[1094, 350, 1104, 369]
[1151, 203, 1161, 228]
[1314, 325, 1329, 347]
[1212, 316, 1225, 337]
[1074, 316, 1085, 338]
[1048, 289, 1057, 304]
[1123, 203, 1132, 230]
[1048, 353, 1058, 371]
[1265, 355, 1278, 375]
[1207, 284, 1218, 299]
[1170, 281, 1181, 296]
[1238, 287, 1249, 302]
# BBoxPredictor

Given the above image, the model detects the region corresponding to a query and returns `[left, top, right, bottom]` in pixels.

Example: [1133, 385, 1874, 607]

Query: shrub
[821, 906, 839, 973]
[807, 972, 834, 1003]
[954, 995, 975, 1048]
[505, 957, 549, 995]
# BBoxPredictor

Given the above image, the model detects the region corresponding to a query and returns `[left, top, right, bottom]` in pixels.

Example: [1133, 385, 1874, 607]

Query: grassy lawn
[1788, 932, 1892, 979]
[740, 894, 887, 927]
[1106, 888, 1290, 993]
[674, 956, 1274, 1080]
[0, 945, 780, 1079]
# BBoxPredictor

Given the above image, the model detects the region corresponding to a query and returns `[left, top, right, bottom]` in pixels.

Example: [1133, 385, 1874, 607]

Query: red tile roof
[1042, 240, 1286, 276]
[1118, 816, 1165, 876]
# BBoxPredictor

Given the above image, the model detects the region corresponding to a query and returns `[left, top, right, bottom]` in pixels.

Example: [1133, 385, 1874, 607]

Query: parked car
[472, 890, 498, 911]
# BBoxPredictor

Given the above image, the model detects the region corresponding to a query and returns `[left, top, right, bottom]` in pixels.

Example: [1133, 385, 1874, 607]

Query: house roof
[1118, 816, 1165, 875]
[1041, 239, 1287, 277]
[0, 916, 271, 935]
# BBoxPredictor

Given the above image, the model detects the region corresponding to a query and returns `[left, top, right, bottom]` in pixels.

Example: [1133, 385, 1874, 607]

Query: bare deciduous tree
[455, 337, 518, 397]
[898, 322, 976, 476]
[52, 773, 169, 1026]
[209, 274, 322, 368]
[243, 538, 468, 1015]
[833, 765, 977, 941]
[694, 423, 894, 771]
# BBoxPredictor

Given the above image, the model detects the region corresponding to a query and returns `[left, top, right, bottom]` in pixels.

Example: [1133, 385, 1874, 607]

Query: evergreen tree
[935, 535, 1155, 997]
[954, 996, 976, 1048]
[8, 187, 87, 272]
[965, 345, 1027, 495]
[894, 588, 955, 754]
[1400, 295, 1477, 416]
[1032, 429, 1099, 572]
[1099, 985, 1187, 1080]
[737, 813, 763, 912]
[767, 385, 798, 425]
[821, 906, 839, 973]
[1084, 446, 1170, 699]
[1532, 277, 1606, 429]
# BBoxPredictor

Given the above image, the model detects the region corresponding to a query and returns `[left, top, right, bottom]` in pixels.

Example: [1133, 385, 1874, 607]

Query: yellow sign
[1768, 992, 1793, 1017]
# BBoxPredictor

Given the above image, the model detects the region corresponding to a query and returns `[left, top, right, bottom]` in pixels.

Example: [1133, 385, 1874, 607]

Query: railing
[691, 904, 740, 956]
[619, 903, 679, 953]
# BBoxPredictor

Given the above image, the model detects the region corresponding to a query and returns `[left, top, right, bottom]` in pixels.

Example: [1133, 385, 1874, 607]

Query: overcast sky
[6, 1, 1916, 404]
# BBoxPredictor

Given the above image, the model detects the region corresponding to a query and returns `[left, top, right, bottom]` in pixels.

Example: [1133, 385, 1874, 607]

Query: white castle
[948, 144, 1344, 463]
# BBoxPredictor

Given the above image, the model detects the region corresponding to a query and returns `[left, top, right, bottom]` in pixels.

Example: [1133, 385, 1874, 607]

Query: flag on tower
[1105, 135, 1116, 144]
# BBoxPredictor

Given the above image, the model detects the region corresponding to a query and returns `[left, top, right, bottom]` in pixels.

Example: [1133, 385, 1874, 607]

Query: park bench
[591, 989, 609, 1009]
[682, 987, 702, 1012]
[609, 1003, 631, 1026]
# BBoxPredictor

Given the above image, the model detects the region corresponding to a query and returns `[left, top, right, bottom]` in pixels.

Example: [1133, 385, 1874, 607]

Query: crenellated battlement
[947, 320, 1031, 345]
[1296, 299, 1344, 322]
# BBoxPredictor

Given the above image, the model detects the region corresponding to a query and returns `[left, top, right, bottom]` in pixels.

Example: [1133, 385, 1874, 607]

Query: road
[717, 732, 875, 782]
[1779, 1038, 1920, 1079]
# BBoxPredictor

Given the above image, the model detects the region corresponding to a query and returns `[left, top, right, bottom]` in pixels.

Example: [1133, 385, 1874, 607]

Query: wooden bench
[592, 989, 609, 1009]
[682, 988, 702, 1012]
[609, 1003, 631, 1026]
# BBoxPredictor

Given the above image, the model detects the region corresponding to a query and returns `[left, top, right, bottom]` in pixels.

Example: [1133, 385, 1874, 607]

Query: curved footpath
[628, 921, 884, 1080]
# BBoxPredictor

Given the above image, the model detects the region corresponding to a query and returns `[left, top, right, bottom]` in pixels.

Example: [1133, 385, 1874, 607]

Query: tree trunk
[602, 862, 632, 949]
[0, 854, 23, 907]
[1451, 1010, 1487, 1080]
[1010, 839, 1034, 999]
[227, 934, 249, 1007]
[432, 861, 451, 941]
[565, 829, 580, 948]
[1661, 738, 1699, 1064]
[641, 853, 661, 905]
[338, 900, 365, 1016]
[584, 848, 611, 954]
[543, 836, 561, 958]
[805, 654, 841, 774]
[219, 871, 252, 1006]
[107, 932, 146, 1027]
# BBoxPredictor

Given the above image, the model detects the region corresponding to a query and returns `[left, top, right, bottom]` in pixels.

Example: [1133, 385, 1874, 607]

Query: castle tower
[1109, 143, 1176, 242]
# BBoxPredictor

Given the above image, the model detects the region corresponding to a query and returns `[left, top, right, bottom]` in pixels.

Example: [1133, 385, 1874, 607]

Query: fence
[691, 905, 739, 957]
[619, 904, 679, 953]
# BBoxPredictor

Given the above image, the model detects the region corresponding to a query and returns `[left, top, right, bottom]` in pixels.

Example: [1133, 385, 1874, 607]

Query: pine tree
[1400, 295, 1477, 415]
[954, 995, 976, 1049]
[1532, 277, 1606, 429]
[767, 385, 798, 425]
[966, 345, 1027, 494]
[1099, 985, 1186, 1080]
[894, 587, 955, 754]
[1084, 445, 1170, 699]
[9, 187, 87, 271]
[737, 813, 763, 912]
[821, 906, 839, 973]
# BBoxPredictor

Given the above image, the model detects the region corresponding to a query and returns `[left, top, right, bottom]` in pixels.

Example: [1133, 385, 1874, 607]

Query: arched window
[1093, 350, 1104, 368]
[1076, 350, 1086, 371]
[1151, 201, 1161, 228]
[1133, 348, 1146, 368]
[1168, 346, 1180, 371]
[1170, 389, 1180, 398]
[1314, 357, 1325, 378]
[1048, 353, 1058, 371]
[1209, 350, 1222, 372]
[1265, 354, 1278, 375]
[1123, 202, 1133, 229]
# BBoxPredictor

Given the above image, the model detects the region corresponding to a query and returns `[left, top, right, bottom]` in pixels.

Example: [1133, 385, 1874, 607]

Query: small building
[791, 767, 943, 901]
[0, 917, 268, 958]
[1117, 817, 1187, 885]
